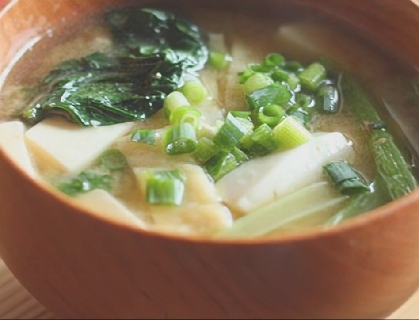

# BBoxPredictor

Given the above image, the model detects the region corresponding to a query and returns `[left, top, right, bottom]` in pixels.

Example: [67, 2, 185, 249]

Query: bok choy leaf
[22, 8, 209, 127]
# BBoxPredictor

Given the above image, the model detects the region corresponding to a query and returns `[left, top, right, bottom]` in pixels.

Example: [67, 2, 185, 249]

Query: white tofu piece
[134, 164, 233, 236]
[0, 121, 36, 178]
[134, 164, 221, 204]
[180, 164, 221, 203]
[199, 68, 219, 102]
[75, 189, 145, 229]
[25, 118, 134, 173]
[216, 132, 354, 214]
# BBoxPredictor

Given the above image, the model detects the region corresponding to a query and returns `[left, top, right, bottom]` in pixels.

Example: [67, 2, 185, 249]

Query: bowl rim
[1, 0, 419, 246]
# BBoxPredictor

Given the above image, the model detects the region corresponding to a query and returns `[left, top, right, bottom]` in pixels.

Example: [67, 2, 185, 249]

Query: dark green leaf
[105, 8, 208, 72]
[24, 52, 182, 126]
[22, 8, 209, 127]
[246, 83, 292, 112]
[57, 171, 113, 196]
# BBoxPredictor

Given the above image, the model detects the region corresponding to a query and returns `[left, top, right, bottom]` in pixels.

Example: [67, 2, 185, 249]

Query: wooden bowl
[1, 0, 419, 318]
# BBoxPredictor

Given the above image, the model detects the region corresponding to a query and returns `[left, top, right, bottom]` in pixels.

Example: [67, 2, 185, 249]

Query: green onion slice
[315, 83, 340, 114]
[230, 110, 252, 120]
[205, 152, 239, 182]
[243, 73, 274, 94]
[273, 116, 312, 150]
[241, 123, 277, 157]
[130, 129, 158, 146]
[169, 106, 202, 129]
[295, 93, 315, 111]
[164, 91, 191, 118]
[213, 113, 253, 151]
[179, 79, 208, 105]
[141, 169, 186, 206]
[99, 149, 128, 171]
[163, 122, 198, 155]
[258, 104, 285, 128]
[194, 137, 220, 164]
[247, 83, 292, 112]
[298, 62, 327, 91]
[324, 161, 370, 195]
[209, 51, 232, 71]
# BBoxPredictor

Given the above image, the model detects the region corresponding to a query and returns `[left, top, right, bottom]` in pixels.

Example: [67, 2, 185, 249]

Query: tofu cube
[25, 118, 134, 173]
[75, 189, 145, 229]
[0, 121, 36, 178]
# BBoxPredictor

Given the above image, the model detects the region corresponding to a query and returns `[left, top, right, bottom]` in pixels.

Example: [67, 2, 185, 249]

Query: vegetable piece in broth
[22, 8, 209, 127]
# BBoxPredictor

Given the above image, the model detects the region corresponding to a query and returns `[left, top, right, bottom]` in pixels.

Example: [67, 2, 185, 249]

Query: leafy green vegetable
[99, 149, 128, 171]
[105, 8, 208, 71]
[23, 53, 180, 126]
[325, 176, 391, 226]
[340, 73, 417, 200]
[22, 8, 209, 127]
[130, 129, 158, 146]
[57, 171, 113, 196]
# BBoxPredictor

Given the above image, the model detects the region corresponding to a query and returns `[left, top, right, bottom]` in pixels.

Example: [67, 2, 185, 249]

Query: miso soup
[0, 1, 418, 238]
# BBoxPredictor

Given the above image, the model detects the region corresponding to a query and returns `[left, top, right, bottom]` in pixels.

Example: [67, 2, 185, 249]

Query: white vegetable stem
[216, 182, 347, 239]
[216, 132, 354, 213]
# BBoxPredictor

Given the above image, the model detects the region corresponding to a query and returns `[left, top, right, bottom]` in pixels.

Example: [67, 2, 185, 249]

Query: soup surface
[0, 1, 418, 238]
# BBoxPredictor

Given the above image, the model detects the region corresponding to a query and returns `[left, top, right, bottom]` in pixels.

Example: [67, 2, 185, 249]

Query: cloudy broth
[0, 1, 418, 238]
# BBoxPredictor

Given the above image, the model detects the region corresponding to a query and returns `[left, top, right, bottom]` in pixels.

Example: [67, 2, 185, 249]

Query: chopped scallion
[99, 149, 128, 171]
[241, 123, 277, 157]
[323, 161, 370, 195]
[141, 169, 185, 206]
[231, 146, 250, 164]
[272, 69, 300, 90]
[163, 122, 198, 155]
[209, 51, 232, 71]
[272, 69, 291, 82]
[295, 93, 315, 111]
[273, 116, 312, 150]
[213, 113, 252, 151]
[169, 106, 201, 129]
[179, 79, 208, 105]
[246, 83, 292, 111]
[298, 62, 327, 91]
[284, 60, 304, 72]
[204, 152, 239, 181]
[238, 67, 256, 84]
[130, 129, 158, 146]
[258, 104, 285, 127]
[230, 110, 252, 120]
[194, 137, 220, 164]
[164, 91, 191, 118]
[263, 53, 285, 68]
[243, 73, 274, 94]
[58, 171, 113, 196]
[315, 83, 340, 114]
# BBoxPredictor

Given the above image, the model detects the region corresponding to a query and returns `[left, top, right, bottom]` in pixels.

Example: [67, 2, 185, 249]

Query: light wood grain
[388, 287, 419, 319]
[0, 259, 54, 319]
